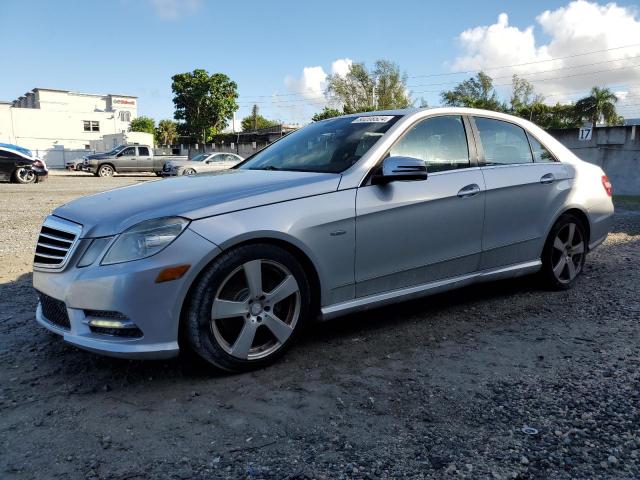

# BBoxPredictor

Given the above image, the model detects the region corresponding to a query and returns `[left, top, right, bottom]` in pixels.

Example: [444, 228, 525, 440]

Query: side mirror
[372, 156, 428, 185]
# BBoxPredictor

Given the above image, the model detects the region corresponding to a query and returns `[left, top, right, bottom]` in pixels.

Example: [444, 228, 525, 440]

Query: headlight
[101, 217, 189, 265]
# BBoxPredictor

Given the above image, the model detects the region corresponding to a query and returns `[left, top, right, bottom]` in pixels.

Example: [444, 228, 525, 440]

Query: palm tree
[574, 87, 619, 128]
[155, 120, 178, 146]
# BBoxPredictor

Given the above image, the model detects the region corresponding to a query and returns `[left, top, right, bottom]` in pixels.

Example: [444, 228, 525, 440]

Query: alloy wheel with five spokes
[184, 243, 311, 372]
[210, 259, 301, 360]
[541, 213, 587, 290]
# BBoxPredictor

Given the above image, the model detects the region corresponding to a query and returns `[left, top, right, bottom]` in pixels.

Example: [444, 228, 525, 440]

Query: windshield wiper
[250, 165, 280, 171]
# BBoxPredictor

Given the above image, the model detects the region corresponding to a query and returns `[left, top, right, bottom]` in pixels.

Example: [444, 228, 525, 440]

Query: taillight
[601, 175, 612, 197]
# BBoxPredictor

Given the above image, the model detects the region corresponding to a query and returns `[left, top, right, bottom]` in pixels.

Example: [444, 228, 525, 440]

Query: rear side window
[474, 117, 533, 165]
[389, 115, 470, 173]
[138, 146, 149, 156]
[527, 133, 556, 163]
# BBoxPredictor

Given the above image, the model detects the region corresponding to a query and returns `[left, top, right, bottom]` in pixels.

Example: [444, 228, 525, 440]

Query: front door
[355, 115, 485, 297]
[116, 146, 137, 172]
[471, 116, 572, 270]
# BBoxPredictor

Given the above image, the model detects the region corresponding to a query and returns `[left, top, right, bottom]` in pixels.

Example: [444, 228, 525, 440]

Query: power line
[236, 43, 640, 102]
[236, 64, 640, 107]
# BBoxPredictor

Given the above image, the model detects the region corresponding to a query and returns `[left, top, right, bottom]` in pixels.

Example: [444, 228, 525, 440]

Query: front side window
[120, 147, 135, 156]
[474, 117, 533, 165]
[239, 115, 400, 173]
[389, 115, 470, 173]
[527, 133, 556, 163]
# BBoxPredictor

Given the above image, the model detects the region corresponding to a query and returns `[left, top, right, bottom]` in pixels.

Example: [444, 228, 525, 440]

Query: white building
[0, 88, 139, 167]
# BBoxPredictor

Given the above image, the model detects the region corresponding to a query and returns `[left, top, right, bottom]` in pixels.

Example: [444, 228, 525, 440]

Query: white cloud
[276, 58, 354, 123]
[150, 0, 201, 20]
[450, 1, 640, 112]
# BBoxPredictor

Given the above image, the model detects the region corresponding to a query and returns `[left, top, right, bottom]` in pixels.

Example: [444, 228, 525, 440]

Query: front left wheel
[183, 244, 312, 372]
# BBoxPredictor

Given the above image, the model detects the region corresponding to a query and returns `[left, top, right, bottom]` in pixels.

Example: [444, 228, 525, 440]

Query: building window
[119, 111, 131, 122]
[83, 121, 100, 132]
[84, 144, 90, 150]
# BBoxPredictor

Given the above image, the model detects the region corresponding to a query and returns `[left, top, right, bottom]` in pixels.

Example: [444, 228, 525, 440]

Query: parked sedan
[33, 108, 613, 372]
[162, 152, 243, 176]
[0, 145, 48, 183]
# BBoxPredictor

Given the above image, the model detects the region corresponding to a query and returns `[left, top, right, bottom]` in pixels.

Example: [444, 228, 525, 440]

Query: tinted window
[475, 117, 533, 165]
[121, 147, 136, 156]
[239, 115, 400, 173]
[389, 115, 469, 173]
[527, 133, 556, 163]
[138, 146, 149, 156]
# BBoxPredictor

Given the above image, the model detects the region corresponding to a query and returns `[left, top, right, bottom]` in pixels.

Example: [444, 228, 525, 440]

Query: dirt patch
[1, 174, 639, 479]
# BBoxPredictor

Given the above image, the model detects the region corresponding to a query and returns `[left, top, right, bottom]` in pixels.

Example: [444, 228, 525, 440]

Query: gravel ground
[0, 173, 639, 480]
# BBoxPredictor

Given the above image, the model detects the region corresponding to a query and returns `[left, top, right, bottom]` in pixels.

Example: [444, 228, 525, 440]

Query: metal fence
[33, 148, 94, 168]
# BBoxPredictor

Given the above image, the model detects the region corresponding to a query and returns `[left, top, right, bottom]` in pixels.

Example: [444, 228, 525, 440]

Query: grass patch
[614, 195, 640, 210]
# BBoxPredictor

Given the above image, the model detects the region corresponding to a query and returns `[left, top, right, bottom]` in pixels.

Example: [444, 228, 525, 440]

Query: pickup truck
[83, 145, 186, 177]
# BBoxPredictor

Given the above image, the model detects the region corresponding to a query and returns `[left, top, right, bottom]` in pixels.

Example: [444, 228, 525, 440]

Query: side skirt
[319, 260, 542, 321]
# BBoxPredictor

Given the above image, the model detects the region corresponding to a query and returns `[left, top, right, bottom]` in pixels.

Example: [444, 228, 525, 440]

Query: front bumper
[33, 228, 221, 359]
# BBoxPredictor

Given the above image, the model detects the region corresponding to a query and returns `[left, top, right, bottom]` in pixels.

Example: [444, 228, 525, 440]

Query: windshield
[104, 146, 125, 155]
[190, 153, 209, 162]
[239, 115, 400, 173]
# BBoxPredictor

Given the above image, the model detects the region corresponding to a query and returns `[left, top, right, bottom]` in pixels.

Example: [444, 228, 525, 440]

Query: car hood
[53, 169, 341, 237]
[85, 153, 113, 160]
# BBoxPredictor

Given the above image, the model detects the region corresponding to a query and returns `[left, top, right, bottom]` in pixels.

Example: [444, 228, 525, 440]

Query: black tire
[540, 213, 587, 290]
[183, 244, 312, 372]
[97, 164, 115, 177]
[12, 167, 36, 184]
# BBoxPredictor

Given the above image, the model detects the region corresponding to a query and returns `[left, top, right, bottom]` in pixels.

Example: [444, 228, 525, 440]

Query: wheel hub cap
[250, 302, 264, 316]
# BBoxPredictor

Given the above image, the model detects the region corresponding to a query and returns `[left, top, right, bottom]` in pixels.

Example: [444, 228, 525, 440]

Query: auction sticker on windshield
[352, 116, 395, 123]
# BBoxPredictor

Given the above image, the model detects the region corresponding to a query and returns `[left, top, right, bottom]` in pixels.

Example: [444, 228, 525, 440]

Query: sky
[1, 0, 639, 127]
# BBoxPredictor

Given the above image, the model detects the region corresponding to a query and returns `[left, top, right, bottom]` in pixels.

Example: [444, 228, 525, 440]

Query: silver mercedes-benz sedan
[33, 108, 614, 372]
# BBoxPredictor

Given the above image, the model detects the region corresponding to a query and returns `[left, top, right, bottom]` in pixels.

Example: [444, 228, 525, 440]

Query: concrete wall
[548, 125, 640, 196]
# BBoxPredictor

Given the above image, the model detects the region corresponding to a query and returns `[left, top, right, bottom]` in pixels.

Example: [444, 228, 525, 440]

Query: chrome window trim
[33, 216, 83, 272]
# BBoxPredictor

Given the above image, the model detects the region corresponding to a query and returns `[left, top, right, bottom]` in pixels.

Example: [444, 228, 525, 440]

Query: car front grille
[38, 292, 71, 330]
[33, 217, 82, 270]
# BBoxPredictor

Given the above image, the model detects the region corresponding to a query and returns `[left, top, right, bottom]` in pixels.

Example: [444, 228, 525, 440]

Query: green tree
[326, 59, 411, 113]
[311, 107, 342, 122]
[509, 74, 544, 112]
[155, 119, 178, 146]
[574, 87, 620, 128]
[440, 72, 505, 111]
[241, 104, 278, 131]
[129, 116, 155, 135]
[514, 103, 581, 129]
[171, 69, 239, 143]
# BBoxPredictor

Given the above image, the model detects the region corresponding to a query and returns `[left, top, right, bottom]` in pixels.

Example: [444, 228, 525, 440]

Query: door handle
[540, 173, 555, 184]
[457, 184, 481, 198]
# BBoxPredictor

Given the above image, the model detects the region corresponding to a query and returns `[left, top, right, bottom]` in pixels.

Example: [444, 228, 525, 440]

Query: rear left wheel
[183, 244, 311, 372]
[13, 167, 36, 184]
[540, 213, 587, 290]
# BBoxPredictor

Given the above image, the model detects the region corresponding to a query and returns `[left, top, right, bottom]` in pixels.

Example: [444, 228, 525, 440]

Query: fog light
[87, 319, 130, 329]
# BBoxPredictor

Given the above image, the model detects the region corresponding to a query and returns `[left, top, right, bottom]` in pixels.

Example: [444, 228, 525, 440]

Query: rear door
[136, 146, 153, 171]
[471, 116, 571, 270]
[354, 115, 485, 297]
[115, 146, 137, 172]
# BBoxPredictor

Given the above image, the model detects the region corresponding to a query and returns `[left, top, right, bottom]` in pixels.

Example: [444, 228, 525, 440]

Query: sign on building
[578, 127, 592, 141]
